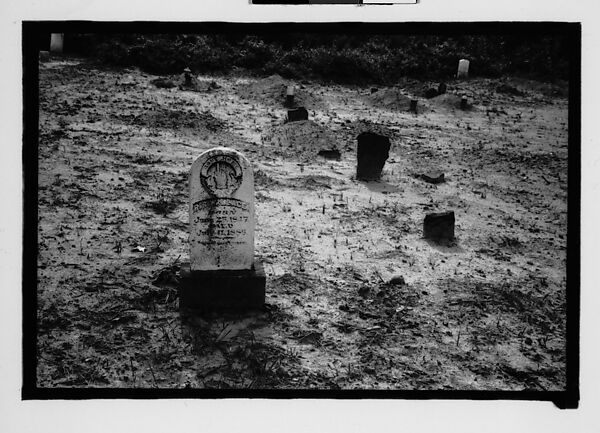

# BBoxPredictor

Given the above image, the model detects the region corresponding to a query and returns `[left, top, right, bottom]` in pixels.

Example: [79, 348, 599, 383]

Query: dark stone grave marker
[423, 211, 455, 243]
[356, 132, 391, 181]
[410, 99, 418, 113]
[425, 88, 438, 99]
[286, 107, 309, 123]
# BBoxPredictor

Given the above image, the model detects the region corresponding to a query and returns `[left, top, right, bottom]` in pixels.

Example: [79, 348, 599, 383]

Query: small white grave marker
[457, 59, 470, 79]
[50, 33, 64, 53]
[285, 85, 295, 107]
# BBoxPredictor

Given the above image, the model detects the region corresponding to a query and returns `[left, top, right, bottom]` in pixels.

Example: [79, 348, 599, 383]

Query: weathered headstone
[457, 59, 470, 79]
[460, 95, 469, 110]
[437, 82, 447, 95]
[285, 85, 295, 107]
[356, 132, 391, 181]
[286, 107, 309, 123]
[423, 211, 455, 243]
[50, 33, 64, 53]
[183, 68, 193, 86]
[179, 147, 265, 311]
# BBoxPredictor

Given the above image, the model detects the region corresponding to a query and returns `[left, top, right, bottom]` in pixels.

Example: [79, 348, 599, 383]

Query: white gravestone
[189, 147, 254, 271]
[50, 33, 64, 53]
[457, 59, 470, 79]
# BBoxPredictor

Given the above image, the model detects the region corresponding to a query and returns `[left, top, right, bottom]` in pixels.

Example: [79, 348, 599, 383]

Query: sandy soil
[36, 57, 568, 390]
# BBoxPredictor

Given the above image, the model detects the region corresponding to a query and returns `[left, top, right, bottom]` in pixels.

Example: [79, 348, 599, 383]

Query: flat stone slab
[421, 171, 445, 184]
[317, 149, 341, 160]
[423, 211, 455, 242]
[424, 88, 438, 99]
[178, 262, 266, 311]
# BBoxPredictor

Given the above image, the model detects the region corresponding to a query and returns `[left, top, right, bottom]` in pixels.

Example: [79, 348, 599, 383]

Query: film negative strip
[252, 1, 418, 4]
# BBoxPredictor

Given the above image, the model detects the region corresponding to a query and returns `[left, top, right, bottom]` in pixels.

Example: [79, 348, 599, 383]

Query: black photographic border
[22, 21, 581, 408]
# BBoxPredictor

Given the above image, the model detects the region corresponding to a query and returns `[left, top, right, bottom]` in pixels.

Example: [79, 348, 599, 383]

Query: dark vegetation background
[50, 33, 570, 85]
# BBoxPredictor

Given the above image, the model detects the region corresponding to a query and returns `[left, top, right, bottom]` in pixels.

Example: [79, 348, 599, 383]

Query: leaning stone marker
[423, 211, 455, 243]
[286, 107, 309, 123]
[179, 147, 265, 311]
[356, 132, 391, 181]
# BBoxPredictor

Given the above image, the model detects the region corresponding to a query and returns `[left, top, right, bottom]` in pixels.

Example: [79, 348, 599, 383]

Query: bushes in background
[64, 33, 571, 84]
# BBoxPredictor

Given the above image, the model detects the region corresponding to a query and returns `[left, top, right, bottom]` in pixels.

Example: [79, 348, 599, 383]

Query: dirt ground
[36, 57, 568, 390]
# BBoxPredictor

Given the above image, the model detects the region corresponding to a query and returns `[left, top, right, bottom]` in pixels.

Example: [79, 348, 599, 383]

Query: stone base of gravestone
[178, 262, 266, 312]
[356, 132, 391, 181]
[423, 211, 455, 243]
[286, 107, 309, 123]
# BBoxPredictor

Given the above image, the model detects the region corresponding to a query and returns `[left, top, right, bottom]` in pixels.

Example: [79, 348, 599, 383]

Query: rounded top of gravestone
[183, 67, 192, 73]
[357, 131, 390, 141]
[192, 147, 252, 199]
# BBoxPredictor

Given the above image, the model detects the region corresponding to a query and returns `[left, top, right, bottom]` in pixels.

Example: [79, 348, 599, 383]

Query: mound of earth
[500, 78, 568, 98]
[238, 74, 287, 101]
[151, 73, 221, 92]
[426, 93, 476, 112]
[364, 87, 415, 111]
[238, 74, 327, 109]
[261, 120, 341, 158]
[111, 107, 226, 132]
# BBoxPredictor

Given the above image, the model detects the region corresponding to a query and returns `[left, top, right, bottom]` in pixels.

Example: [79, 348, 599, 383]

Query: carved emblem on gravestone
[200, 154, 243, 197]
